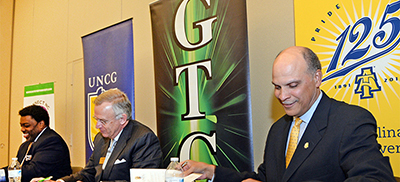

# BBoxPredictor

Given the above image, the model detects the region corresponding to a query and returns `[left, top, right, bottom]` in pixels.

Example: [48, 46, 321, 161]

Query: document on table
[130, 169, 165, 182]
[130, 169, 202, 182]
[184, 173, 202, 182]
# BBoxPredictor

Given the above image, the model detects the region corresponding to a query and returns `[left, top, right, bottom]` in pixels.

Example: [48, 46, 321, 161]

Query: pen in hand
[38, 176, 52, 182]
[181, 161, 188, 170]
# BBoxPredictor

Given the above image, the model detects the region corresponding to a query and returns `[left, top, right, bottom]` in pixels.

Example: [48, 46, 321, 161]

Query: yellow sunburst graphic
[295, 0, 400, 175]
[86, 87, 105, 150]
[90, 96, 99, 142]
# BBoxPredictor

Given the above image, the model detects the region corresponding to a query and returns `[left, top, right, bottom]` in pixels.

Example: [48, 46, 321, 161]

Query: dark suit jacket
[214, 92, 395, 182]
[16, 128, 72, 182]
[61, 120, 162, 182]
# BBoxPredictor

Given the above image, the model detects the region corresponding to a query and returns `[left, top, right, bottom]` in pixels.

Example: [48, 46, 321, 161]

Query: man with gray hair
[57, 88, 162, 182]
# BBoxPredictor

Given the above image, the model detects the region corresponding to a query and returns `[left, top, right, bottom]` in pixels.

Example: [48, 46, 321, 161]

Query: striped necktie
[286, 117, 302, 168]
[21, 142, 33, 166]
[102, 139, 117, 169]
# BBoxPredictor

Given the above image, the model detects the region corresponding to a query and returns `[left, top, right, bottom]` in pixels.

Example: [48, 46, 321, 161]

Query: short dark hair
[301, 47, 321, 74]
[276, 46, 321, 74]
[19, 105, 50, 126]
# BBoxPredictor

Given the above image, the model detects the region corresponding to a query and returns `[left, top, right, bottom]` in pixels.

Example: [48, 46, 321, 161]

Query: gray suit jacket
[214, 92, 395, 182]
[62, 120, 162, 182]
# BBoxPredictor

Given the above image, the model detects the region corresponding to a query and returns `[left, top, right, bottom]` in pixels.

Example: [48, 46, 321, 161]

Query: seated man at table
[17, 105, 72, 182]
[179, 46, 396, 182]
[47, 88, 163, 182]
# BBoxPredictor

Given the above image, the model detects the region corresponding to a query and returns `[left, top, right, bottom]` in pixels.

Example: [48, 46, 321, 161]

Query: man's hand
[179, 160, 216, 180]
[30, 178, 78, 182]
[29, 178, 55, 182]
[242, 179, 261, 182]
[30, 177, 45, 182]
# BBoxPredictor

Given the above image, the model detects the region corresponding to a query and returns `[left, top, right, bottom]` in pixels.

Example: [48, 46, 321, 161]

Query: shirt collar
[34, 127, 48, 142]
[112, 128, 123, 142]
[299, 90, 323, 123]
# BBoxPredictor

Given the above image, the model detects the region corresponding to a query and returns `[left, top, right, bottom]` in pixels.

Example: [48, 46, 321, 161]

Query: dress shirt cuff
[209, 174, 215, 182]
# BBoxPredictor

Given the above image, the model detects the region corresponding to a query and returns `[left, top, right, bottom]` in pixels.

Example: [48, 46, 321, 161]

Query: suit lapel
[282, 93, 331, 182]
[276, 115, 293, 178]
[29, 128, 51, 153]
[102, 121, 133, 179]
[101, 139, 110, 158]
[95, 138, 110, 182]
[17, 142, 31, 160]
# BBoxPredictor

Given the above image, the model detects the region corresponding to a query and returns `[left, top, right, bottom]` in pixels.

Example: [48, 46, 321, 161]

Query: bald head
[275, 46, 321, 75]
[272, 46, 322, 117]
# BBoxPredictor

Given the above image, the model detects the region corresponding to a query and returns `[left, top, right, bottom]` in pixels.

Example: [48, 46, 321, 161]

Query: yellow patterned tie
[286, 117, 302, 168]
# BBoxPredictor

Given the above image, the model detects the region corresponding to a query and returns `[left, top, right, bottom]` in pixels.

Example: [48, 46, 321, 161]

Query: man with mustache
[180, 46, 396, 181]
[16, 105, 72, 182]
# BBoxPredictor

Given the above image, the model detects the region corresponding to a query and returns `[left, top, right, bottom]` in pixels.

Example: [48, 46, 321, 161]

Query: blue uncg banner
[150, 0, 254, 172]
[82, 19, 135, 162]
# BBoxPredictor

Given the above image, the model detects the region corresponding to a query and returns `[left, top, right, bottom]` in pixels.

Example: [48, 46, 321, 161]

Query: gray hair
[93, 88, 132, 120]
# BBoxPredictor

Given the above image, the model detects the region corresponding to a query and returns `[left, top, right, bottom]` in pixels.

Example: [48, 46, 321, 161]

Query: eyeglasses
[92, 116, 115, 126]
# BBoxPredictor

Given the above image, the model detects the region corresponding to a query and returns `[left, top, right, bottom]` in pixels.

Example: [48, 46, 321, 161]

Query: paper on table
[184, 173, 202, 182]
[130, 169, 201, 182]
[130, 169, 165, 182]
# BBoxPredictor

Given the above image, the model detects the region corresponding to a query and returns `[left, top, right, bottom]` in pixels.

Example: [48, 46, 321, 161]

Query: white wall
[7, 0, 294, 170]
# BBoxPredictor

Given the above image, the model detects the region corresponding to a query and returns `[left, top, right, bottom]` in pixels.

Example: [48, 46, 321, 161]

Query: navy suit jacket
[61, 120, 162, 182]
[214, 92, 395, 182]
[16, 128, 72, 182]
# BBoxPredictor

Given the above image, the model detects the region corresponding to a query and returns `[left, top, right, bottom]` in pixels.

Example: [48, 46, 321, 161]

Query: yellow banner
[295, 0, 400, 176]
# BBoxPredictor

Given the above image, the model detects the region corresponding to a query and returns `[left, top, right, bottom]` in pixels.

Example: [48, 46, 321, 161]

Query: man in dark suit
[54, 88, 162, 182]
[17, 105, 72, 182]
[180, 46, 396, 181]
